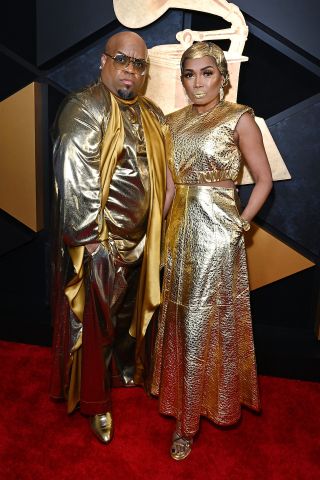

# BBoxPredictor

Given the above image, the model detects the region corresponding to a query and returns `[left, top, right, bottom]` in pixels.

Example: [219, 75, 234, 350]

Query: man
[49, 31, 173, 444]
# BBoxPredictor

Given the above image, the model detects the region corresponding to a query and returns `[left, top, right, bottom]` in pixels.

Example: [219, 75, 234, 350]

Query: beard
[117, 88, 135, 100]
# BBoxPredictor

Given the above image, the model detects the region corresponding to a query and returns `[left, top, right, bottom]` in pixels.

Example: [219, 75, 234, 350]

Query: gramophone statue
[113, 0, 290, 185]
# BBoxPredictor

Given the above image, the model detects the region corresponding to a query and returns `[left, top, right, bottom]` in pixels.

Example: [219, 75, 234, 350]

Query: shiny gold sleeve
[52, 95, 105, 246]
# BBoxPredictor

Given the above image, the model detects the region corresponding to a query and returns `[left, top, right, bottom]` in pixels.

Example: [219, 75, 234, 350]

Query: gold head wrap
[180, 41, 230, 87]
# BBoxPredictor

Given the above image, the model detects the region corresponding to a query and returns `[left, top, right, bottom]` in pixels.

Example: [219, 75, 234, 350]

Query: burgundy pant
[80, 244, 138, 415]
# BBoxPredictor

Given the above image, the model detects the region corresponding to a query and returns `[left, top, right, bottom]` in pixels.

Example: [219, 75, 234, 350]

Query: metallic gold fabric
[50, 80, 167, 409]
[129, 100, 169, 385]
[151, 100, 260, 437]
[106, 101, 150, 262]
[167, 100, 253, 184]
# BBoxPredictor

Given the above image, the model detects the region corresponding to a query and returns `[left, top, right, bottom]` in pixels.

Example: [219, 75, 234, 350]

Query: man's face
[100, 36, 147, 99]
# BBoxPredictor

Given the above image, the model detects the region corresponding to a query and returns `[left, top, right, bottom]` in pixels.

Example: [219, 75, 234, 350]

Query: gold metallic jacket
[50, 80, 168, 399]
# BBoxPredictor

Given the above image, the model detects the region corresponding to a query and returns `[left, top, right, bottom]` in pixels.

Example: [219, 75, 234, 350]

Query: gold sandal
[170, 432, 193, 461]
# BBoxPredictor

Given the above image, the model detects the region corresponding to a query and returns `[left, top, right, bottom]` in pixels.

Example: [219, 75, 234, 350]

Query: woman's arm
[163, 165, 175, 218]
[235, 112, 273, 223]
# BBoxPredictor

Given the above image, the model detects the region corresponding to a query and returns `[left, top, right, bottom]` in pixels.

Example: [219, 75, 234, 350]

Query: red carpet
[0, 340, 319, 480]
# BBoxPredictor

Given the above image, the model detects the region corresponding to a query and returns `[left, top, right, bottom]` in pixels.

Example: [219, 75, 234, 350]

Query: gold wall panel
[0, 82, 45, 231]
[246, 223, 315, 291]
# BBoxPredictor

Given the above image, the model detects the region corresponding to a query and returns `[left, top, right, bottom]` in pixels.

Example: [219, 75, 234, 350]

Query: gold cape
[64, 88, 167, 389]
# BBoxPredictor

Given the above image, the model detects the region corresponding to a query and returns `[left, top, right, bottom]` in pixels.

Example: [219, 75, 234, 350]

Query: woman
[151, 42, 273, 460]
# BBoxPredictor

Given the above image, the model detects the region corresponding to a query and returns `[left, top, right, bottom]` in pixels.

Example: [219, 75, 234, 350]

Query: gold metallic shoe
[170, 432, 193, 461]
[90, 412, 113, 444]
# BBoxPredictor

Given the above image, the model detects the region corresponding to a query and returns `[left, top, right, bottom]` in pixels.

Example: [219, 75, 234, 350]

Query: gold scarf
[64, 89, 167, 409]
[129, 97, 168, 385]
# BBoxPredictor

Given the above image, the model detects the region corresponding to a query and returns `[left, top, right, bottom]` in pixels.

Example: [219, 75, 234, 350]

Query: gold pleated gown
[151, 101, 261, 437]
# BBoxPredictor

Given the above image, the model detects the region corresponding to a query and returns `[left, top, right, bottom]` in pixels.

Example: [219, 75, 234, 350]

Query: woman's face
[181, 55, 223, 113]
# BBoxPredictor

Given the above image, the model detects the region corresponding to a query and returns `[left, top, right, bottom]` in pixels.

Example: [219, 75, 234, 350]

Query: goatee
[117, 89, 135, 100]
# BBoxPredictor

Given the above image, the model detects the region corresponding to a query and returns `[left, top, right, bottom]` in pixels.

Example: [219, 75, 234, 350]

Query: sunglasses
[104, 51, 148, 76]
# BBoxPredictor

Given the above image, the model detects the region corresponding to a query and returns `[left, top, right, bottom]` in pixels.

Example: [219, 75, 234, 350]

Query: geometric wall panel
[266, 95, 320, 260]
[0, 52, 36, 103]
[234, 0, 320, 61]
[238, 116, 291, 185]
[246, 223, 315, 291]
[0, 211, 35, 257]
[240, 94, 320, 262]
[0, 83, 46, 232]
[37, 0, 116, 65]
[47, 10, 185, 94]
[192, 22, 320, 119]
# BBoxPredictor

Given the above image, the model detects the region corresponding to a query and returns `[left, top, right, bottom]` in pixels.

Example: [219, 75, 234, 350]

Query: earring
[219, 86, 224, 101]
[99, 65, 102, 70]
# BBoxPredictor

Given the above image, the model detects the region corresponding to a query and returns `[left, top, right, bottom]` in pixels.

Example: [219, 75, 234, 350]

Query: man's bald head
[104, 31, 148, 60]
[100, 31, 148, 99]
